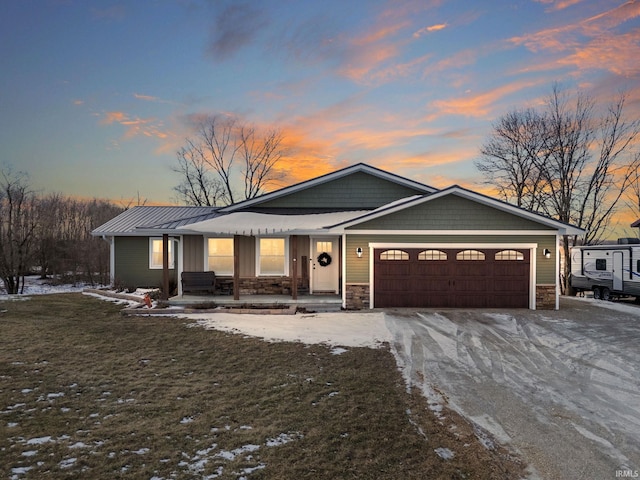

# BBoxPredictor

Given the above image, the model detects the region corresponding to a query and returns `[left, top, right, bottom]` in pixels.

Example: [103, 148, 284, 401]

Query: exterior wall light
[543, 248, 551, 258]
[356, 247, 363, 258]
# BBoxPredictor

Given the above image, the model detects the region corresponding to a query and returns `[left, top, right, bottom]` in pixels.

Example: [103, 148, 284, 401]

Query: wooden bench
[181, 271, 216, 295]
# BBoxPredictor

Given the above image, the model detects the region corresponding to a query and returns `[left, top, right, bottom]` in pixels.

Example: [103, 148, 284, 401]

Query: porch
[165, 293, 343, 312]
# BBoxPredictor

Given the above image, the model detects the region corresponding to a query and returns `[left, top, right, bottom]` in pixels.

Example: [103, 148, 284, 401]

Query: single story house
[92, 163, 583, 310]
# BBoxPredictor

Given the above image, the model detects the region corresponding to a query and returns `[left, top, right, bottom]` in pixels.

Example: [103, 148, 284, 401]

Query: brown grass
[0, 294, 525, 479]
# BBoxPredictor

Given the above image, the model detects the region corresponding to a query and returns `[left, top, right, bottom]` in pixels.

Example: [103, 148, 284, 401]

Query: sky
[2, 0, 640, 227]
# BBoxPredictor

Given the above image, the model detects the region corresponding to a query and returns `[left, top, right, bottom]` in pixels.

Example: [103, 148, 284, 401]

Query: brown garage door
[374, 248, 529, 308]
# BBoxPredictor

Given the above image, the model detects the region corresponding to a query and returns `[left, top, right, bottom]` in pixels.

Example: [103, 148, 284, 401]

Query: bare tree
[173, 142, 226, 206]
[476, 84, 640, 293]
[0, 167, 38, 294]
[476, 108, 549, 211]
[173, 115, 286, 206]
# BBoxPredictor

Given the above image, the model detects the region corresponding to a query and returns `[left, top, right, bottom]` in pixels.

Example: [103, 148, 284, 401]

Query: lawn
[0, 293, 524, 479]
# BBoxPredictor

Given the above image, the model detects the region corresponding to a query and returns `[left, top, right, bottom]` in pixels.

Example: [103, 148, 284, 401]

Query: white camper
[570, 241, 640, 300]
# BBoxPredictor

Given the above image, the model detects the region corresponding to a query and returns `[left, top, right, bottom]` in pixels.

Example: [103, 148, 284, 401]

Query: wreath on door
[317, 252, 332, 267]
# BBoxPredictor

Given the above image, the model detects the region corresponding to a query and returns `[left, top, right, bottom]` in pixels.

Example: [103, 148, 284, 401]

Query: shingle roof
[91, 206, 219, 235]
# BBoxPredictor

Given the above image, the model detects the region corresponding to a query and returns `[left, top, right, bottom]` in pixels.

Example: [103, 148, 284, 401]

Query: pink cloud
[413, 23, 448, 38]
[510, 1, 640, 76]
[100, 111, 170, 140]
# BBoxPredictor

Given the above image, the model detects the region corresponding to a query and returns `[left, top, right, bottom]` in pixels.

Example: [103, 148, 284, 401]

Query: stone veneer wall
[345, 284, 369, 310]
[536, 284, 556, 309]
[236, 277, 308, 295]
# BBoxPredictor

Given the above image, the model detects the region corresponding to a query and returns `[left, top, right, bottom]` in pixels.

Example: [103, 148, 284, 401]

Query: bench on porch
[181, 271, 216, 295]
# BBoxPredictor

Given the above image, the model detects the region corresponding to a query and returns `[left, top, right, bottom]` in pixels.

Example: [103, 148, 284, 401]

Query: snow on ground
[185, 311, 392, 349]
[0, 275, 90, 298]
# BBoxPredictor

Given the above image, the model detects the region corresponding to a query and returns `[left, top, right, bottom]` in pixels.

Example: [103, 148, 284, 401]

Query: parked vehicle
[570, 239, 640, 300]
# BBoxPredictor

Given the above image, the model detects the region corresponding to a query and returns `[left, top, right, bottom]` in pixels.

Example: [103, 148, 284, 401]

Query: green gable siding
[114, 236, 177, 289]
[349, 194, 555, 231]
[345, 234, 556, 284]
[255, 172, 425, 210]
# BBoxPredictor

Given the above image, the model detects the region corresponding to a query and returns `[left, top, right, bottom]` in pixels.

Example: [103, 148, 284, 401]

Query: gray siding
[345, 234, 557, 284]
[255, 172, 425, 210]
[114, 236, 177, 288]
[350, 194, 555, 230]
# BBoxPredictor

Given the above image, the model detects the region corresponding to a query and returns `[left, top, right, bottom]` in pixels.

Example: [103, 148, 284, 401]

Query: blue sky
[2, 0, 639, 212]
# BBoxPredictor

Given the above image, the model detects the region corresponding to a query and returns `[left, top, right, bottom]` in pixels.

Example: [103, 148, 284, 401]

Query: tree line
[0, 167, 124, 294]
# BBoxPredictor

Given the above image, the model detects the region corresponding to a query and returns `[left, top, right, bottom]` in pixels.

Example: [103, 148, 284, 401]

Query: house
[92, 163, 584, 310]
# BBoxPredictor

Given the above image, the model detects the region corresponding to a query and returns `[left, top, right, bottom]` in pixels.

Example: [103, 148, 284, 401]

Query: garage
[373, 247, 530, 308]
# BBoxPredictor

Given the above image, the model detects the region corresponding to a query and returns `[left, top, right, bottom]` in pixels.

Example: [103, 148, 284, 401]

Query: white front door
[311, 237, 339, 293]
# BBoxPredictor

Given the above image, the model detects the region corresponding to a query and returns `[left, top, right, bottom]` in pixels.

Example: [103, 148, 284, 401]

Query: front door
[613, 251, 623, 291]
[311, 237, 339, 293]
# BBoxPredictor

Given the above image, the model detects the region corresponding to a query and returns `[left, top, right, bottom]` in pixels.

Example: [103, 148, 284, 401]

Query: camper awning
[185, 211, 368, 236]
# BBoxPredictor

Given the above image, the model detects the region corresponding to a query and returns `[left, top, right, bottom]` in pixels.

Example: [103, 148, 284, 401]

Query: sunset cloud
[534, 0, 584, 12]
[509, 1, 640, 76]
[413, 23, 448, 38]
[428, 81, 540, 119]
[100, 111, 169, 140]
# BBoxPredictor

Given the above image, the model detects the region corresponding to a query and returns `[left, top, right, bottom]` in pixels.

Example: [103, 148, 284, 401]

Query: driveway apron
[385, 297, 640, 479]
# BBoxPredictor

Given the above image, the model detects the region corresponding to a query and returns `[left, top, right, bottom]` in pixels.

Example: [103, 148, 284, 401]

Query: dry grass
[0, 294, 525, 479]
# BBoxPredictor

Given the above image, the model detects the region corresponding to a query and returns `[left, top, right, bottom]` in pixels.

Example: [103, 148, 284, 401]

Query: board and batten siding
[183, 235, 204, 272]
[253, 172, 426, 210]
[345, 234, 557, 285]
[114, 236, 177, 288]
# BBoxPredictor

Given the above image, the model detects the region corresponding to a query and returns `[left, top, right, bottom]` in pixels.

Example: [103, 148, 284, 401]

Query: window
[456, 249, 485, 261]
[495, 250, 524, 261]
[596, 259, 607, 271]
[259, 238, 286, 275]
[149, 238, 174, 269]
[208, 238, 234, 275]
[418, 250, 447, 261]
[379, 250, 409, 260]
[316, 241, 333, 253]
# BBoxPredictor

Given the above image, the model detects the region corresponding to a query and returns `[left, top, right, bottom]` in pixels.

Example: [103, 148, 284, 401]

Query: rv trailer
[570, 240, 640, 300]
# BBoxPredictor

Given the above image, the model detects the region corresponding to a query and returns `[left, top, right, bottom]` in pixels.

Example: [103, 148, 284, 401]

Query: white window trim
[149, 237, 175, 270]
[205, 237, 235, 275]
[255, 237, 289, 276]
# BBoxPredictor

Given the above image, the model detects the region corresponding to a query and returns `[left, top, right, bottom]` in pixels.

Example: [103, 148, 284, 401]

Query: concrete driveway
[385, 297, 640, 480]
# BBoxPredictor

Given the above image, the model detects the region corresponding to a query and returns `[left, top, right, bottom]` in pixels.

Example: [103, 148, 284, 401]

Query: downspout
[556, 233, 560, 310]
[341, 234, 347, 309]
[101, 235, 115, 286]
[177, 236, 183, 297]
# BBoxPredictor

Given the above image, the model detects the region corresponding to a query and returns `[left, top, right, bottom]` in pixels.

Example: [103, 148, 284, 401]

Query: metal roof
[92, 206, 219, 235]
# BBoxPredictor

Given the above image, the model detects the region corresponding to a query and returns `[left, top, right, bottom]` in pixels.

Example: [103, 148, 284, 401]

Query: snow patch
[434, 447, 455, 460]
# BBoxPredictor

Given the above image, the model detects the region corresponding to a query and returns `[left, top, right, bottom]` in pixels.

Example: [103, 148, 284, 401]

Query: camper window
[596, 259, 606, 270]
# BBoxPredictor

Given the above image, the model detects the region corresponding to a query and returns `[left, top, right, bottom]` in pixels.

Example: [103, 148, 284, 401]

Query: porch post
[233, 235, 240, 300]
[162, 233, 169, 300]
[291, 235, 298, 300]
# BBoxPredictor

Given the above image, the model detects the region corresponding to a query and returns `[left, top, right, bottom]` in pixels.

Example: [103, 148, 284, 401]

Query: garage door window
[380, 249, 409, 260]
[456, 249, 485, 261]
[495, 250, 524, 261]
[418, 250, 447, 260]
